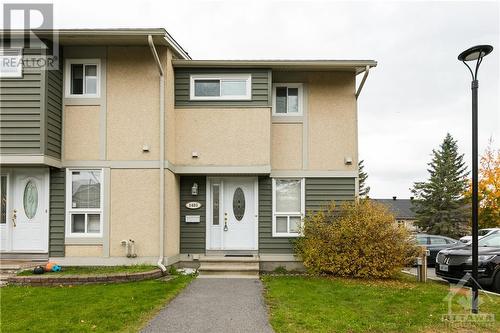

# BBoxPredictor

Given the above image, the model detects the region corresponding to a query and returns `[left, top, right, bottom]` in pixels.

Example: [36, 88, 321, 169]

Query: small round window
[233, 187, 246, 221]
[23, 180, 38, 219]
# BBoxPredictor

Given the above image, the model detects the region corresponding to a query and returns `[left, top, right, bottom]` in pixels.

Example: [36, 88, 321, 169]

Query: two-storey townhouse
[0, 29, 376, 273]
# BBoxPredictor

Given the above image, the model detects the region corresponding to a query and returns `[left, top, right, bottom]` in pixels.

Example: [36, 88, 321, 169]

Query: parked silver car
[459, 228, 500, 243]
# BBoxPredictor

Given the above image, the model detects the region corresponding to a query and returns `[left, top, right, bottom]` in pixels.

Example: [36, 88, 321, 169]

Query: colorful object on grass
[33, 266, 45, 274]
[52, 265, 62, 272]
[45, 262, 57, 272]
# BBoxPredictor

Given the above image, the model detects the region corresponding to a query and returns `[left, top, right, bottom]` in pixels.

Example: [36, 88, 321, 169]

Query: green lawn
[262, 274, 500, 333]
[17, 265, 157, 276]
[1, 275, 193, 333]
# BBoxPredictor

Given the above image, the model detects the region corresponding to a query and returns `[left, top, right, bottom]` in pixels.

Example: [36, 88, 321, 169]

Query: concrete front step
[198, 257, 260, 278]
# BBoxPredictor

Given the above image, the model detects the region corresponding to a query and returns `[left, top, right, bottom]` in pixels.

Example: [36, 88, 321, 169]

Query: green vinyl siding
[175, 68, 271, 108]
[258, 177, 356, 254]
[0, 45, 62, 159]
[180, 176, 206, 254]
[305, 177, 356, 212]
[49, 168, 65, 257]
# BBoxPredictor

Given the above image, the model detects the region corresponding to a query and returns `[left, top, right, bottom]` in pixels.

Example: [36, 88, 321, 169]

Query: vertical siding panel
[179, 176, 206, 253]
[49, 168, 65, 257]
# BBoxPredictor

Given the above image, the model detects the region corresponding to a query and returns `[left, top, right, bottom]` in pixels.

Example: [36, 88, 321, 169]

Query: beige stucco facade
[63, 105, 100, 160]
[271, 123, 303, 170]
[174, 108, 271, 166]
[272, 71, 357, 172]
[109, 169, 160, 257]
[65, 245, 103, 257]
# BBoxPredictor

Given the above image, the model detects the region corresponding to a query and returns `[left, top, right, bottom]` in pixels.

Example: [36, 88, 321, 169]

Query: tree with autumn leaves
[465, 140, 500, 229]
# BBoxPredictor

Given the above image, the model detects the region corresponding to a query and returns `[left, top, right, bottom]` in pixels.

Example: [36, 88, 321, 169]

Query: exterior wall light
[191, 182, 198, 196]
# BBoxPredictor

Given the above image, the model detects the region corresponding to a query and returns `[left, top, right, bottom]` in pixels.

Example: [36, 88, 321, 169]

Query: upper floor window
[190, 74, 252, 101]
[272, 83, 303, 116]
[65, 59, 100, 98]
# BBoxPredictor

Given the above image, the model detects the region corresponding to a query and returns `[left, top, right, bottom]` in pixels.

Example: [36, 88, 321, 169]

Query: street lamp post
[458, 44, 493, 314]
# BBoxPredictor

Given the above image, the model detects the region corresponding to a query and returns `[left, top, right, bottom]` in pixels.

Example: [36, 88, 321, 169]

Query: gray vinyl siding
[44, 64, 63, 158]
[180, 176, 206, 254]
[259, 177, 356, 254]
[305, 178, 356, 212]
[175, 68, 271, 108]
[0, 46, 62, 158]
[49, 168, 65, 257]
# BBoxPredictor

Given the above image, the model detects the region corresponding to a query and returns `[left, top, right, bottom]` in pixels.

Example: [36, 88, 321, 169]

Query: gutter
[148, 35, 167, 272]
[355, 65, 371, 99]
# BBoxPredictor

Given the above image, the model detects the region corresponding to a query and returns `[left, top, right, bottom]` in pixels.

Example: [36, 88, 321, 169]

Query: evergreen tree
[358, 160, 370, 198]
[411, 133, 469, 238]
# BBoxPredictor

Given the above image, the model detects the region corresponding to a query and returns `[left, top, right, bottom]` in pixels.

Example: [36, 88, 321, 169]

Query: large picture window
[66, 169, 103, 237]
[190, 74, 252, 100]
[272, 178, 305, 237]
[65, 59, 100, 98]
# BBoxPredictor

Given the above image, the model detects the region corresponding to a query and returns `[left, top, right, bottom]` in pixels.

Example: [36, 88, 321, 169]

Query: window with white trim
[65, 59, 100, 98]
[190, 74, 252, 100]
[272, 178, 305, 237]
[66, 169, 103, 237]
[272, 83, 303, 116]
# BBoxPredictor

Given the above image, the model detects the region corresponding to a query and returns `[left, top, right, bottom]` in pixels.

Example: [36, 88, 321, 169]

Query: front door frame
[206, 177, 259, 251]
[0, 167, 50, 253]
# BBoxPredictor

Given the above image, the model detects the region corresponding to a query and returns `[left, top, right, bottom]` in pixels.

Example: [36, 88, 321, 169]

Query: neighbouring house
[374, 197, 418, 232]
[0, 28, 376, 271]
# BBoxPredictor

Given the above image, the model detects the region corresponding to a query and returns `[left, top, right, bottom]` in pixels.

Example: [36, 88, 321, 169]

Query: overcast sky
[12, 0, 500, 198]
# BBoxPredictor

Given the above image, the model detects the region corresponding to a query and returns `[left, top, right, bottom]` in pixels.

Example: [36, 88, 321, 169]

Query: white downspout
[148, 35, 167, 272]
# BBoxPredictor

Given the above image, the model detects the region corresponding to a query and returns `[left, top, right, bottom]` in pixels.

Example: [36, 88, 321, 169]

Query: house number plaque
[186, 202, 202, 209]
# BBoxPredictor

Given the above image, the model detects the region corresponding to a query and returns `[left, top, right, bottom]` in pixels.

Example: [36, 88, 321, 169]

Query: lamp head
[458, 45, 493, 61]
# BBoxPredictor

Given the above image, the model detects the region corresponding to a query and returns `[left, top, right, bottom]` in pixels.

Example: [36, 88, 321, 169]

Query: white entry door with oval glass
[207, 178, 258, 251]
[0, 168, 49, 252]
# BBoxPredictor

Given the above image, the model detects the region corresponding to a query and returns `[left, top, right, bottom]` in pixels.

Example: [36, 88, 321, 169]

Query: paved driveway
[141, 278, 274, 333]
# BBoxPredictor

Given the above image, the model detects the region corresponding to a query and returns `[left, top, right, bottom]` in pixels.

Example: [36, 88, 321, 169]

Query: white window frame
[189, 74, 252, 101]
[65, 59, 101, 98]
[272, 178, 305, 237]
[272, 83, 304, 116]
[65, 169, 104, 238]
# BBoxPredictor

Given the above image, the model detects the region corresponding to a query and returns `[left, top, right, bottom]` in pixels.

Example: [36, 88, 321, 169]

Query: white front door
[207, 177, 258, 251]
[0, 168, 49, 252]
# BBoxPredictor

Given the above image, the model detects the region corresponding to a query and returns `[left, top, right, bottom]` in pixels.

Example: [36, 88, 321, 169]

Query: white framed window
[272, 178, 305, 237]
[66, 169, 103, 237]
[189, 74, 252, 100]
[272, 83, 304, 116]
[65, 59, 100, 98]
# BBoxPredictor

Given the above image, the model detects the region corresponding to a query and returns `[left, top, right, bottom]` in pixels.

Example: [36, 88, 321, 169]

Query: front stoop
[198, 256, 260, 278]
[0, 260, 43, 286]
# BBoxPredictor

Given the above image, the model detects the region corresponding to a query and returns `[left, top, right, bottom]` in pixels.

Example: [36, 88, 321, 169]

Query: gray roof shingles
[373, 199, 416, 219]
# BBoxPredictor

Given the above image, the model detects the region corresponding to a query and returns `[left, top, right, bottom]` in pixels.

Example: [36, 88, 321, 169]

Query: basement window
[66, 169, 103, 237]
[65, 59, 100, 98]
[190, 74, 252, 100]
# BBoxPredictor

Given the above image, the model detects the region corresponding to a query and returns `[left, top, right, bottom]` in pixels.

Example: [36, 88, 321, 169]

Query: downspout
[355, 65, 371, 99]
[148, 35, 167, 272]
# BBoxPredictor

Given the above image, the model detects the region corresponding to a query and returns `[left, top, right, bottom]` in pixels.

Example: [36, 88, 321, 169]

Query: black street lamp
[458, 44, 493, 314]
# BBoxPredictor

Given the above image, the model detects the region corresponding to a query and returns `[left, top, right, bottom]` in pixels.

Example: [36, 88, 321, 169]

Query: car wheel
[494, 272, 500, 293]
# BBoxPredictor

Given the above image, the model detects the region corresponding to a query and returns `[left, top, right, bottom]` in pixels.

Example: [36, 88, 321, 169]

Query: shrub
[294, 200, 419, 279]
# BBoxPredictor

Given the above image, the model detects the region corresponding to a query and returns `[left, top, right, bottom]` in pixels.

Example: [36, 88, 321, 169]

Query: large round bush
[295, 200, 419, 278]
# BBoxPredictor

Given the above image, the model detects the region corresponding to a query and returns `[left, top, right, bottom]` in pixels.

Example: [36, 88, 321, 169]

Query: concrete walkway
[141, 278, 274, 333]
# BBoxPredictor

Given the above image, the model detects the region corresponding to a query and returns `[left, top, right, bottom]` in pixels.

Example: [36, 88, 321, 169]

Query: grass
[0, 275, 194, 333]
[262, 273, 500, 333]
[17, 265, 157, 276]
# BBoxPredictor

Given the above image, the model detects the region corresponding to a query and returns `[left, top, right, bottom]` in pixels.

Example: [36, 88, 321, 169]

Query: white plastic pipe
[148, 35, 167, 272]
